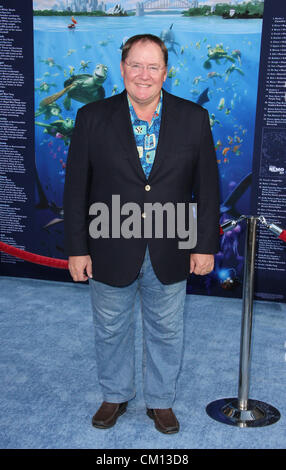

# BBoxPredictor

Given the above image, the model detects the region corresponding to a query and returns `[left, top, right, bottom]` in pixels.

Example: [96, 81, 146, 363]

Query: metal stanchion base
[206, 398, 280, 427]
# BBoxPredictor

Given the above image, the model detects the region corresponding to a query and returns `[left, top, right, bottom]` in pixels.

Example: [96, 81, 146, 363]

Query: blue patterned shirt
[128, 91, 163, 179]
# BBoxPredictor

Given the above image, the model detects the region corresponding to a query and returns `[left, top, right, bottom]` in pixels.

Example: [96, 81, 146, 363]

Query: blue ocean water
[34, 14, 262, 200]
[33, 14, 263, 292]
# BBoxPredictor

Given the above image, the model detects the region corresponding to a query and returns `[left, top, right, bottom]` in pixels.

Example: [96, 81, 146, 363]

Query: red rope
[0, 225, 285, 270]
[279, 230, 286, 243]
[0, 241, 68, 270]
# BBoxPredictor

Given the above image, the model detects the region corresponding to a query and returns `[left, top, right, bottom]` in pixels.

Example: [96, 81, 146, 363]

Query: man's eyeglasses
[124, 62, 166, 75]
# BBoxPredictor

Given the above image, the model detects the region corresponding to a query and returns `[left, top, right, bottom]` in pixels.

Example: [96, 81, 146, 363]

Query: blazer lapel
[147, 89, 178, 181]
[111, 90, 146, 181]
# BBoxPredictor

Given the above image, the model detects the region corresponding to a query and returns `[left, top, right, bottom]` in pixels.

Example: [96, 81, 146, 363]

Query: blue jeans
[89, 247, 186, 408]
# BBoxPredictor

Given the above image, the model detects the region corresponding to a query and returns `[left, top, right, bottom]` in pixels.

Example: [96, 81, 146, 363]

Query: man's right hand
[68, 255, 93, 282]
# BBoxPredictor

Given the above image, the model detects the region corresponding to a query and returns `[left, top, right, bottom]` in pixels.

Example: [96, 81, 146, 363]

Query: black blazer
[63, 89, 220, 286]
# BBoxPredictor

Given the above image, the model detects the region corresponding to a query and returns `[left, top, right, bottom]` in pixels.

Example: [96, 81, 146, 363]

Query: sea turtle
[160, 24, 180, 56]
[79, 60, 91, 71]
[209, 113, 221, 129]
[225, 64, 244, 82]
[231, 49, 242, 64]
[35, 102, 63, 120]
[36, 82, 57, 93]
[40, 64, 108, 110]
[203, 44, 235, 69]
[35, 118, 74, 145]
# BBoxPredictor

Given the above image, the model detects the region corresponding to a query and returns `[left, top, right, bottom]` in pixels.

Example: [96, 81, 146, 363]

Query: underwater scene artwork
[33, 10, 263, 297]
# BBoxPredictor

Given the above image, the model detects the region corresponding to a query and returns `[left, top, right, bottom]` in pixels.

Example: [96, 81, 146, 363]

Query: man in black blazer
[64, 34, 220, 434]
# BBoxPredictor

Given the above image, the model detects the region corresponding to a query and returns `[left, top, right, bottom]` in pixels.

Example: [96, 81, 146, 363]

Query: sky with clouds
[34, 0, 57, 9]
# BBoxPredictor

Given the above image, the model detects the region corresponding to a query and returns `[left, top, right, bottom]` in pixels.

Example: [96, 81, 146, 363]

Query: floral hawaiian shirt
[128, 91, 163, 179]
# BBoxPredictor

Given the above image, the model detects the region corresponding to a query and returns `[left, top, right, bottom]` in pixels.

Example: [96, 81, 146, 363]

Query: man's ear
[163, 66, 167, 82]
[120, 61, 124, 78]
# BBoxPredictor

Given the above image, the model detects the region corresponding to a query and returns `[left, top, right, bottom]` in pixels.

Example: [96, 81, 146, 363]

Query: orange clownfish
[233, 145, 241, 153]
[222, 147, 230, 156]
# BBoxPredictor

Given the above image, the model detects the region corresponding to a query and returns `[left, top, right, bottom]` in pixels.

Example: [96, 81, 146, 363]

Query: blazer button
[145, 184, 151, 191]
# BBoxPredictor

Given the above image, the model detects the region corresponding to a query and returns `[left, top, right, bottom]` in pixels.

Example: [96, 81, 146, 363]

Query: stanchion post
[206, 216, 281, 427]
[237, 216, 257, 411]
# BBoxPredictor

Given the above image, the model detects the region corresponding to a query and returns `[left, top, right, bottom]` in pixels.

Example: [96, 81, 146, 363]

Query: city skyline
[33, 0, 261, 10]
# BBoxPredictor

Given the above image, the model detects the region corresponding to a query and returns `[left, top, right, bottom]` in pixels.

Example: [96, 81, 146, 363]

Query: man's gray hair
[121, 34, 168, 66]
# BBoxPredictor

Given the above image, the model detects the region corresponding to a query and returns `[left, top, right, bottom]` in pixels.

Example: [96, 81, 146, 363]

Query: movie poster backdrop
[0, 0, 285, 301]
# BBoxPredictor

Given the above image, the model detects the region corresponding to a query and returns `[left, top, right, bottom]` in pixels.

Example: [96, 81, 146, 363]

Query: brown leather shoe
[146, 408, 180, 434]
[92, 401, 128, 429]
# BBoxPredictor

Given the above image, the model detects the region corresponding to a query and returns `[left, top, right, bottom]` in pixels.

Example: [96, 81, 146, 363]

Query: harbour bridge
[136, 0, 193, 11]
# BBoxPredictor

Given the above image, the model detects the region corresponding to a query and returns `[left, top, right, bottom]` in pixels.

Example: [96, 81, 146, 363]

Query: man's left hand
[190, 253, 214, 276]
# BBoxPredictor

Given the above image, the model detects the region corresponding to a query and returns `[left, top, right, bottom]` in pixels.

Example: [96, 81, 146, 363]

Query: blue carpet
[0, 275, 285, 449]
